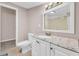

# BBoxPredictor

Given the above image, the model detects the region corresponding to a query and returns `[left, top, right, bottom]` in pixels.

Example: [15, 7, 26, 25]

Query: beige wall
[0, 2, 28, 43]
[27, 2, 79, 39]
[18, 7, 28, 42]
[27, 5, 45, 35]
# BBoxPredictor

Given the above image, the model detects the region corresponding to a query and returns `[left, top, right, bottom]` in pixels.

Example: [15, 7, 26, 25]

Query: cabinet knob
[50, 47, 53, 50]
[36, 41, 39, 43]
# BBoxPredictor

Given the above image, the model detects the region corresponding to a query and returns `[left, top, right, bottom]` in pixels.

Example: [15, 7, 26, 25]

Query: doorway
[0, 4, 18, 53]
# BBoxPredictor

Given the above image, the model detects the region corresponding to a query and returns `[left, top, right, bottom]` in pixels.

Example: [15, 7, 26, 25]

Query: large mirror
[43, 2, 75, 33]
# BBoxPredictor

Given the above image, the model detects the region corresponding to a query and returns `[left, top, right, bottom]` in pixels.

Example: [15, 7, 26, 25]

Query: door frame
[0, 3, 18, 46]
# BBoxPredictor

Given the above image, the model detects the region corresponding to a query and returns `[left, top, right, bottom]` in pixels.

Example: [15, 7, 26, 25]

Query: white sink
[28, 33, 52, 42]
[37, 35, 52, 42]
[38, 35, 51, 39]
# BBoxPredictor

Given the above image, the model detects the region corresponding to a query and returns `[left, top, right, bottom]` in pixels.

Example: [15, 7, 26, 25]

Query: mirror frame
[43, 2, 75, 34]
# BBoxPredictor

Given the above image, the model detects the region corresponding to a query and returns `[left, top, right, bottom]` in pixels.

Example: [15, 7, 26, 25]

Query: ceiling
[12, 2, 45, 9]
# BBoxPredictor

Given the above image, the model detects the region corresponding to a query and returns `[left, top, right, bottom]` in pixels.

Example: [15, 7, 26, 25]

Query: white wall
[18, 8, 28, 43]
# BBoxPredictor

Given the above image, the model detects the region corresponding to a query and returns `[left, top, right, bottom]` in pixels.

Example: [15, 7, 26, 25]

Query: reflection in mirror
[44, 15, 68, 30]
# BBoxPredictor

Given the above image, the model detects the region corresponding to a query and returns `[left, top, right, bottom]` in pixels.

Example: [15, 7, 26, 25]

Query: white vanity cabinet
[32, 37, 50, 56]
[40, 39, 50, 56]
[29, 34, 79, 56]
[32, 38, 40, 56]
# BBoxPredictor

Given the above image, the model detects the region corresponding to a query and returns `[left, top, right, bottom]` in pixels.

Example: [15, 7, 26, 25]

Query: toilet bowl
[17, 33, 33, 53]
[17, 40, 31, 53]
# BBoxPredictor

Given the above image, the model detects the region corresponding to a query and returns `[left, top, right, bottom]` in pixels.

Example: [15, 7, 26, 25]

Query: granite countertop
[32, 34, 79, 53]
[51, 36, 79, 53]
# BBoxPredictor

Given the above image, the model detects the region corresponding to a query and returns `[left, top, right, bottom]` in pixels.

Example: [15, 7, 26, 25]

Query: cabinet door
[50, 44, 67, 56]
[54, 49, 67, 56]
[32, 37, 50, 56]
[50, 44, 55, 56]
[51, 44, 79, 56]
[54, 46, 79, 56]
[32, 38, 41, 56]
[39, 40, 50, 56]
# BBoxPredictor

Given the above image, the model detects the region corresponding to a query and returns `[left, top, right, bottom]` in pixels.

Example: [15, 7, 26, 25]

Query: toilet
[17, 33, 33, 53]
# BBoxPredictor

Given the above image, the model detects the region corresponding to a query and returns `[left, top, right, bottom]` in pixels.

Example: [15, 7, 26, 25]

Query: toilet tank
[28, 33, 34, 42]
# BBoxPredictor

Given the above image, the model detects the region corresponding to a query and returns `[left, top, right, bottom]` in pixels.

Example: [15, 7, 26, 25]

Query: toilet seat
[17, 40, 32, 53]
[17, 40, 31, 47]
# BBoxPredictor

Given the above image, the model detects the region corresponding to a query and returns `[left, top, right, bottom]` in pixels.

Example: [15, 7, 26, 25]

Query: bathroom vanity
[28, 2, 79, 56]
[29, 34, 79, 56]
[27, 2, 78, 56]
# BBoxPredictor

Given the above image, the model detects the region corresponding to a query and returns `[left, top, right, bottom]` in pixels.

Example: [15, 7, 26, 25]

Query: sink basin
[37, 35, 52, 42]
[38, 35, 51, 39]
[29, 33, 52, 42]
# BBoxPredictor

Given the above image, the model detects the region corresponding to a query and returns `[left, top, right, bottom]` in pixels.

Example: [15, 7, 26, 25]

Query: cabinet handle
[50, 47, 53, 50]
[36, 41, 39, 43]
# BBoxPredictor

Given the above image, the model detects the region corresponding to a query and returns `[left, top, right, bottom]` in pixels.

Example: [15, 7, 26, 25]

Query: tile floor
[1, 40, 16, 51]
[6, 47, 32, 56]
[0, 40, 31, 56]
